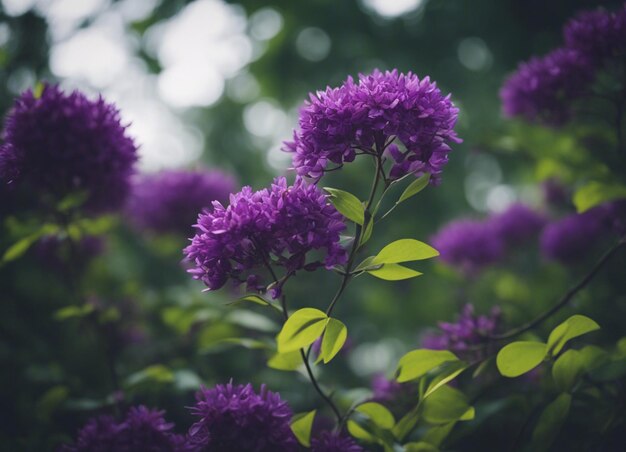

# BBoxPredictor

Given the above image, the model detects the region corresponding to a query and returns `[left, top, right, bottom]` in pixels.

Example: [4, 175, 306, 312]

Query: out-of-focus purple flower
[311, 431, 363, 452]
[540, 208, 607, 263]
[431, 219, 505, 274]
[61, 406, 185, 452]
[602, 199, 626, 236]
[127, 169, 237, 235]
[370, 374, 418, 416]
[500, 48, 593, 126]
[184, 177, 347, 295]
[0, 84, 137, 213]
[284, 69, 461, 183]
[187, 382, 297, 452]
[422, 304, 501, 360]
[564, 5, 626, 64]
[489, 203, 547, 246]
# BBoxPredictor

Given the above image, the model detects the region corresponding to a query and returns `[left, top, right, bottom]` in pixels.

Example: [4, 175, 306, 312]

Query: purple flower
[0, 84, 137, 213]
[127, 169, 237, 235]
[284, 69, 461, 183]
[187, 382, 297, 452]
[500, 48, 593, 125]
[564, 5, 626, 64]
[184, 177, 347, 294]
[311, 431, 363, 452]
[540, 208, 606, 263]
[431, 219, 505, 274]
[422, 304, 501, 360]
[61, 406, 185, 452]
[489, 203, 546, 246]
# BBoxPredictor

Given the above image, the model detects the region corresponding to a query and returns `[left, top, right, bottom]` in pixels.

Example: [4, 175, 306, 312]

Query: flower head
[489, 203, 546, 246]
[540, 208, 606, 263]
[564, 5, 626, 64]
[127, 169, 236, 235]
[500, 48, 593, 125]
[422, 304, 501, 360]
[187, 382, 297, 452]
[431, 219, 505, 274]
[184, 177, 347, 294]
[311, 431, 363, 452]
[0, 84, 137, 213]
[284, 69, 460, 183]
[61, 406, 185, 452]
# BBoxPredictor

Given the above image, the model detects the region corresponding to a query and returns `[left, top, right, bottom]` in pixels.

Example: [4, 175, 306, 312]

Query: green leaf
[228, 294, 275, 308]
[393, 407, 420, 441]
[37, 385, 69, 421]
[319, 318, 347, 364]
[324, 187, 365, 225]
[367, 263, 422, 281]
[54, 304, 95, 321]
[347, 420, 376, 442]
[421, 386, 474, 424]
[573, 181, 626, 213]
[216, 337, 271, 350]
[496, 341, 547, 377]
[421, 422, 456, 447]
[424, 361, 468, 399]
[3, 235, 38, 262]
[398, 173, 431, 204]
[57, 191, 89, 212]
[125, 365, 174, 388]
[356, 402, 395, 430]
[267, 351, 303, 371]
[397, 349, 460, 383]
[360, 218, 374, 246]
[531, 393, 571, 449]
[277, 308, 328, 353]
[404, 442, 439, 452]
[33, 81, 45, 99]
[547, 315, 600, 356]
[579, 345, 608, 371]
[371, 239, 439, 265]
[290, 410, 316, 447]
[552, 349, 585, 393]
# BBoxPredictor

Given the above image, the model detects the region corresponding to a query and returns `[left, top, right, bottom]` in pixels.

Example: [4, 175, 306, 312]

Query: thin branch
[488, 239, 625, 341]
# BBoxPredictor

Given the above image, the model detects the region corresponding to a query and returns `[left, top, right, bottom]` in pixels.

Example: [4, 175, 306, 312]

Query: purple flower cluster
[500, 48, 593, 125]
[62, 405, 185, 452]
[422, 304, 501, 359]
[127, 169, 237, 235]
[0, 85, 137, 213]
[187, 383, 297, 452]
[432, 204, 546, 274]
[564, 5, 626, 65]
[311, 431, 363, 452]
[184, 177, 347, 294]
[370, 374, 418, 416]
[431, 219, 504, 274]
[284, 69, 461, 183]
[540, 201, 626, 264]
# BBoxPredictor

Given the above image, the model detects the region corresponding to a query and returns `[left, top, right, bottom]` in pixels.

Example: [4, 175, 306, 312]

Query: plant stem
[489, 239, 625, 341]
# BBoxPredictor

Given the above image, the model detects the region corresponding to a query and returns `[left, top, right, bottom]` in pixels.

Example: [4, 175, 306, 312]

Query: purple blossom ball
[500, 48, 593, 126]
[489, 203, 547, 246]
[127, 169, 237, 235]
[184, 177, 347, 294]
[564, 5, 626, 64]
[431, 219, 505, 274]
[311, 431, 363, 452]
[540, 208, 606, 263]
[0, 84, 137, 213]
[422, 304, 501, 360]
[61, 406, 185, 452]
[187, 383, 297, 452]
[284, 69, 461, 183]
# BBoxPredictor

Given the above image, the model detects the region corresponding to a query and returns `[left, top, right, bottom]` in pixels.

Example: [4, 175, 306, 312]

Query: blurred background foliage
[1, 0, 626, 450]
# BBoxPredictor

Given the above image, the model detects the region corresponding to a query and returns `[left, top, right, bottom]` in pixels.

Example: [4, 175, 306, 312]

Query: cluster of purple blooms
[0, 84, 137, 213]
[500, 4, 626, 125]
[184, 176, 347, 295]
[127, 169, 237, 235]
[422, 303, 502, 360]
[284, 69, 461, 183]
[431, 203, 546, 274]
[63, 382, 359, 452]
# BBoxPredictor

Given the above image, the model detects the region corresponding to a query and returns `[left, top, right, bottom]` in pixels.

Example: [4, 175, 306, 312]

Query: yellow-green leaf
[421, 386, 474, 424]
[397, 349, 459, 383]
[277, 308, 328, 353]
[347, 420, 376, 442]
[497, 341, 547, 378]
[398, 173, 431, 204]
[324, 187, 365, 225]
[367, 264, 422, 281]
[371, 239, 439, 265]
[267, 351, 303, 371]
[290, 410, 316, 447]
[552, 349, 584, 393]
[573, 181, 626, 213]
[547, 315, 600, 357]
[319, 318, 347, 364]
[356, 402, 395, 430]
